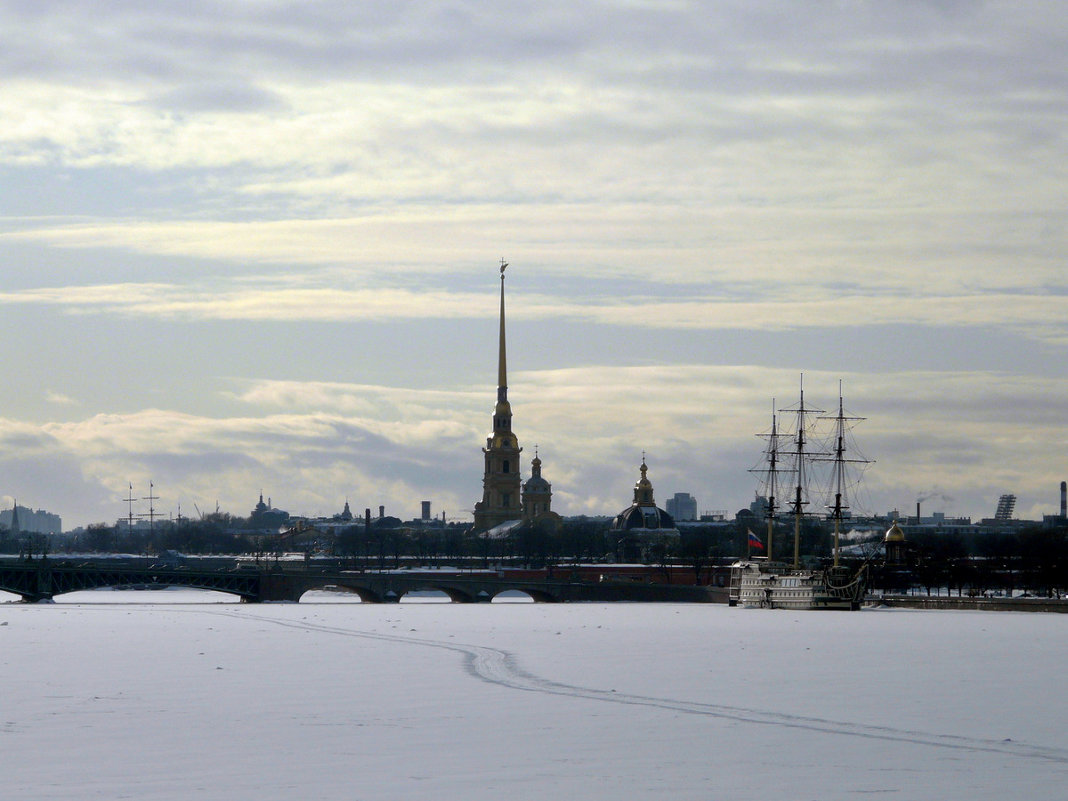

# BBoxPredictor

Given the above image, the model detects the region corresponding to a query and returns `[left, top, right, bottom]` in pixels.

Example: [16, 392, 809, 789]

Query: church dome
[611, 458, 676, 531]
[523, 454, 551, 493]
[612, 504, 675, 531]
[523, 474, 551, 493]
[884, 521, 905, 543]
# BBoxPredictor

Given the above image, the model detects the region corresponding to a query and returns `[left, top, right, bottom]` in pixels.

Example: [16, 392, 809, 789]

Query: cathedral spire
[474, 259, 522, 531]
[498, 258, 508, 403]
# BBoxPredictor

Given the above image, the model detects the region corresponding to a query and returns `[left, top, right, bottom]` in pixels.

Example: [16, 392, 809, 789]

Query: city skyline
[1, 2, 1067, 528]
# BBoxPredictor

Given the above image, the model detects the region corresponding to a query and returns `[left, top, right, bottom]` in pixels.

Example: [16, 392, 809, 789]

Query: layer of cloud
[1, 2, 1064, 218]
[4, 199, 1064, 299]
[1, 274, 1066, 346]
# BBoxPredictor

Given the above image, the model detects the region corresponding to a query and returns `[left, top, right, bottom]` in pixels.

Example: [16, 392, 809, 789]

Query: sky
[0, 0, 1066, 530]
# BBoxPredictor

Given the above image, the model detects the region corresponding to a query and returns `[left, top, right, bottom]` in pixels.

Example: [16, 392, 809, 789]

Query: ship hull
[728, 560, 866, 610]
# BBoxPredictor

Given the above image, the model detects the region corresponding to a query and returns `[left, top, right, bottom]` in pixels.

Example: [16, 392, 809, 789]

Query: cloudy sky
[1, 0, 1066, 530]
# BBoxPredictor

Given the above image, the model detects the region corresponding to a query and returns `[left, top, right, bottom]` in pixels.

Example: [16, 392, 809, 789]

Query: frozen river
[2, 591, 1065, 800]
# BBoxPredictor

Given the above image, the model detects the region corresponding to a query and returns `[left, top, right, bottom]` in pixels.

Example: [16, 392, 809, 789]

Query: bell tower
[522, 448, 552, 519]
[473, 260, 523, 531]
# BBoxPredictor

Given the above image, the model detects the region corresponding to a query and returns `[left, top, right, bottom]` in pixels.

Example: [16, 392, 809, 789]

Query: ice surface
[1, 593, 1066, 800]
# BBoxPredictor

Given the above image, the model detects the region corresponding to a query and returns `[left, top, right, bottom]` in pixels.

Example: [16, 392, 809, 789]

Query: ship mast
[785, 374, 823, 570]
[816, 381, 872, 567]
[750, 399, 788, 561]
[766, 405, 777, 562]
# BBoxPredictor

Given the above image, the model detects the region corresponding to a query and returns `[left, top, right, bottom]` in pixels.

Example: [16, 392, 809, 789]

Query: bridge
[0, 559, 721, 604]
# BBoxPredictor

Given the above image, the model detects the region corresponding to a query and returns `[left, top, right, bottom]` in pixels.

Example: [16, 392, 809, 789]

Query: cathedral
[473, 261, 555, 532]
[610, 457, 678, 561]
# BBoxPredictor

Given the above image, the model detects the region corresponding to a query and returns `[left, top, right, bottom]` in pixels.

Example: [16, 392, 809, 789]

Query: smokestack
[378, 505, 385, 519]
[1061, 481, 1066, 518]
[916, 501, 921, 525]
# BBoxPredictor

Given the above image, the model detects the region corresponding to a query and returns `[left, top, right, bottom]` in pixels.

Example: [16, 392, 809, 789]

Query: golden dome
[884, 521, 905, 542]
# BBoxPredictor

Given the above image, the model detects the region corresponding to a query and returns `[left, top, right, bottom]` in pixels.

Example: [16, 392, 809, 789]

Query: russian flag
[747, 530, 765, 550]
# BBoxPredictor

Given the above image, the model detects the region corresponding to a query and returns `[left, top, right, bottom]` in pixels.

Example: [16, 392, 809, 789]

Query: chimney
[378, 505, 385, 519]
[1061, 481, 1066, 518]
[916, 501, 921, 525]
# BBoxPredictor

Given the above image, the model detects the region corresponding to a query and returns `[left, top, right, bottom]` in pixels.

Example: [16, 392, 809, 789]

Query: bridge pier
[254, 574, 305, 603]
[11, 563, 54, 603]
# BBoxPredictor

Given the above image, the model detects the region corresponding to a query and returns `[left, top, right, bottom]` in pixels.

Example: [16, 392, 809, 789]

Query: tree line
[4, 513, 1068, 597]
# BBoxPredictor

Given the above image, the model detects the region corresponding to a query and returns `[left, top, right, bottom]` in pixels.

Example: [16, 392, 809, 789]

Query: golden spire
[498, 258, 508, 402]
[475, 258, 522, 532]
[634, 455, 655, 506]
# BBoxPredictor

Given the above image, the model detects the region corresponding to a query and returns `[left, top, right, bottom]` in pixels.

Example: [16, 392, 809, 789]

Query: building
[522, 449, 552, 519]
[666, 492, 698, 522]
[0, 503, 62, 535]
[610, 458, 678, 561]
[994, 494, 1017, 521]
[519, 449, 562, 533]
[473, 261, 525, 532]
[248, 492, 289, 529]
[883, 520, 909, 566]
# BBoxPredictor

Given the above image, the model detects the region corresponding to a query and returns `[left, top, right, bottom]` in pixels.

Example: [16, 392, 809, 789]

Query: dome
[523, 452, 551, 494]
[611, 457, 675, 531]
[612, 504, 675, 531]
[524, 474, 551, 493]
[884, 521, 905, 543]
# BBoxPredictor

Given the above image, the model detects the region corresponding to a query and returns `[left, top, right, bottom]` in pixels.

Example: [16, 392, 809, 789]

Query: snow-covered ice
[1, 591, 1066, 800]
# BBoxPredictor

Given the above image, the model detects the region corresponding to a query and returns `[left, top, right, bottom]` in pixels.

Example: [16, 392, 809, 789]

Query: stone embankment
[873, 595, 1068, 613]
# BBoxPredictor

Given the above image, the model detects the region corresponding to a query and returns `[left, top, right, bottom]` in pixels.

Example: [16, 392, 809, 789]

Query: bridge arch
[0, 563, 261, 603]
[492, 587, 556, 602]
[491, 589, 534, 602]
[54, 586, 239, 603]
[297, 583, 380, 603]
[296, 586, 367, 603]
[398, 585, 478, 603]
[50, 575, 257, 602]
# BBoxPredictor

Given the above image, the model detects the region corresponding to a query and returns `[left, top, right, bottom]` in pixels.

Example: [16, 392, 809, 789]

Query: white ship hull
[728, 560, 866, 610]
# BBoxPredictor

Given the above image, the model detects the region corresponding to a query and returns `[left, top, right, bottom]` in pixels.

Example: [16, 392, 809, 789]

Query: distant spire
[475, 259, 523, 532]
[10, 499, 19, 534]
[498, 258, 508, 403]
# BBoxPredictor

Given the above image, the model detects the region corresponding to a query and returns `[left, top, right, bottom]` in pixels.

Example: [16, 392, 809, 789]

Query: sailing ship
[729, 377, 872, 610]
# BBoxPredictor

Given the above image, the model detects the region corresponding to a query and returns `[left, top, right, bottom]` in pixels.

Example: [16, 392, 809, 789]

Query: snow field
[1, 595, 1066, 800]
